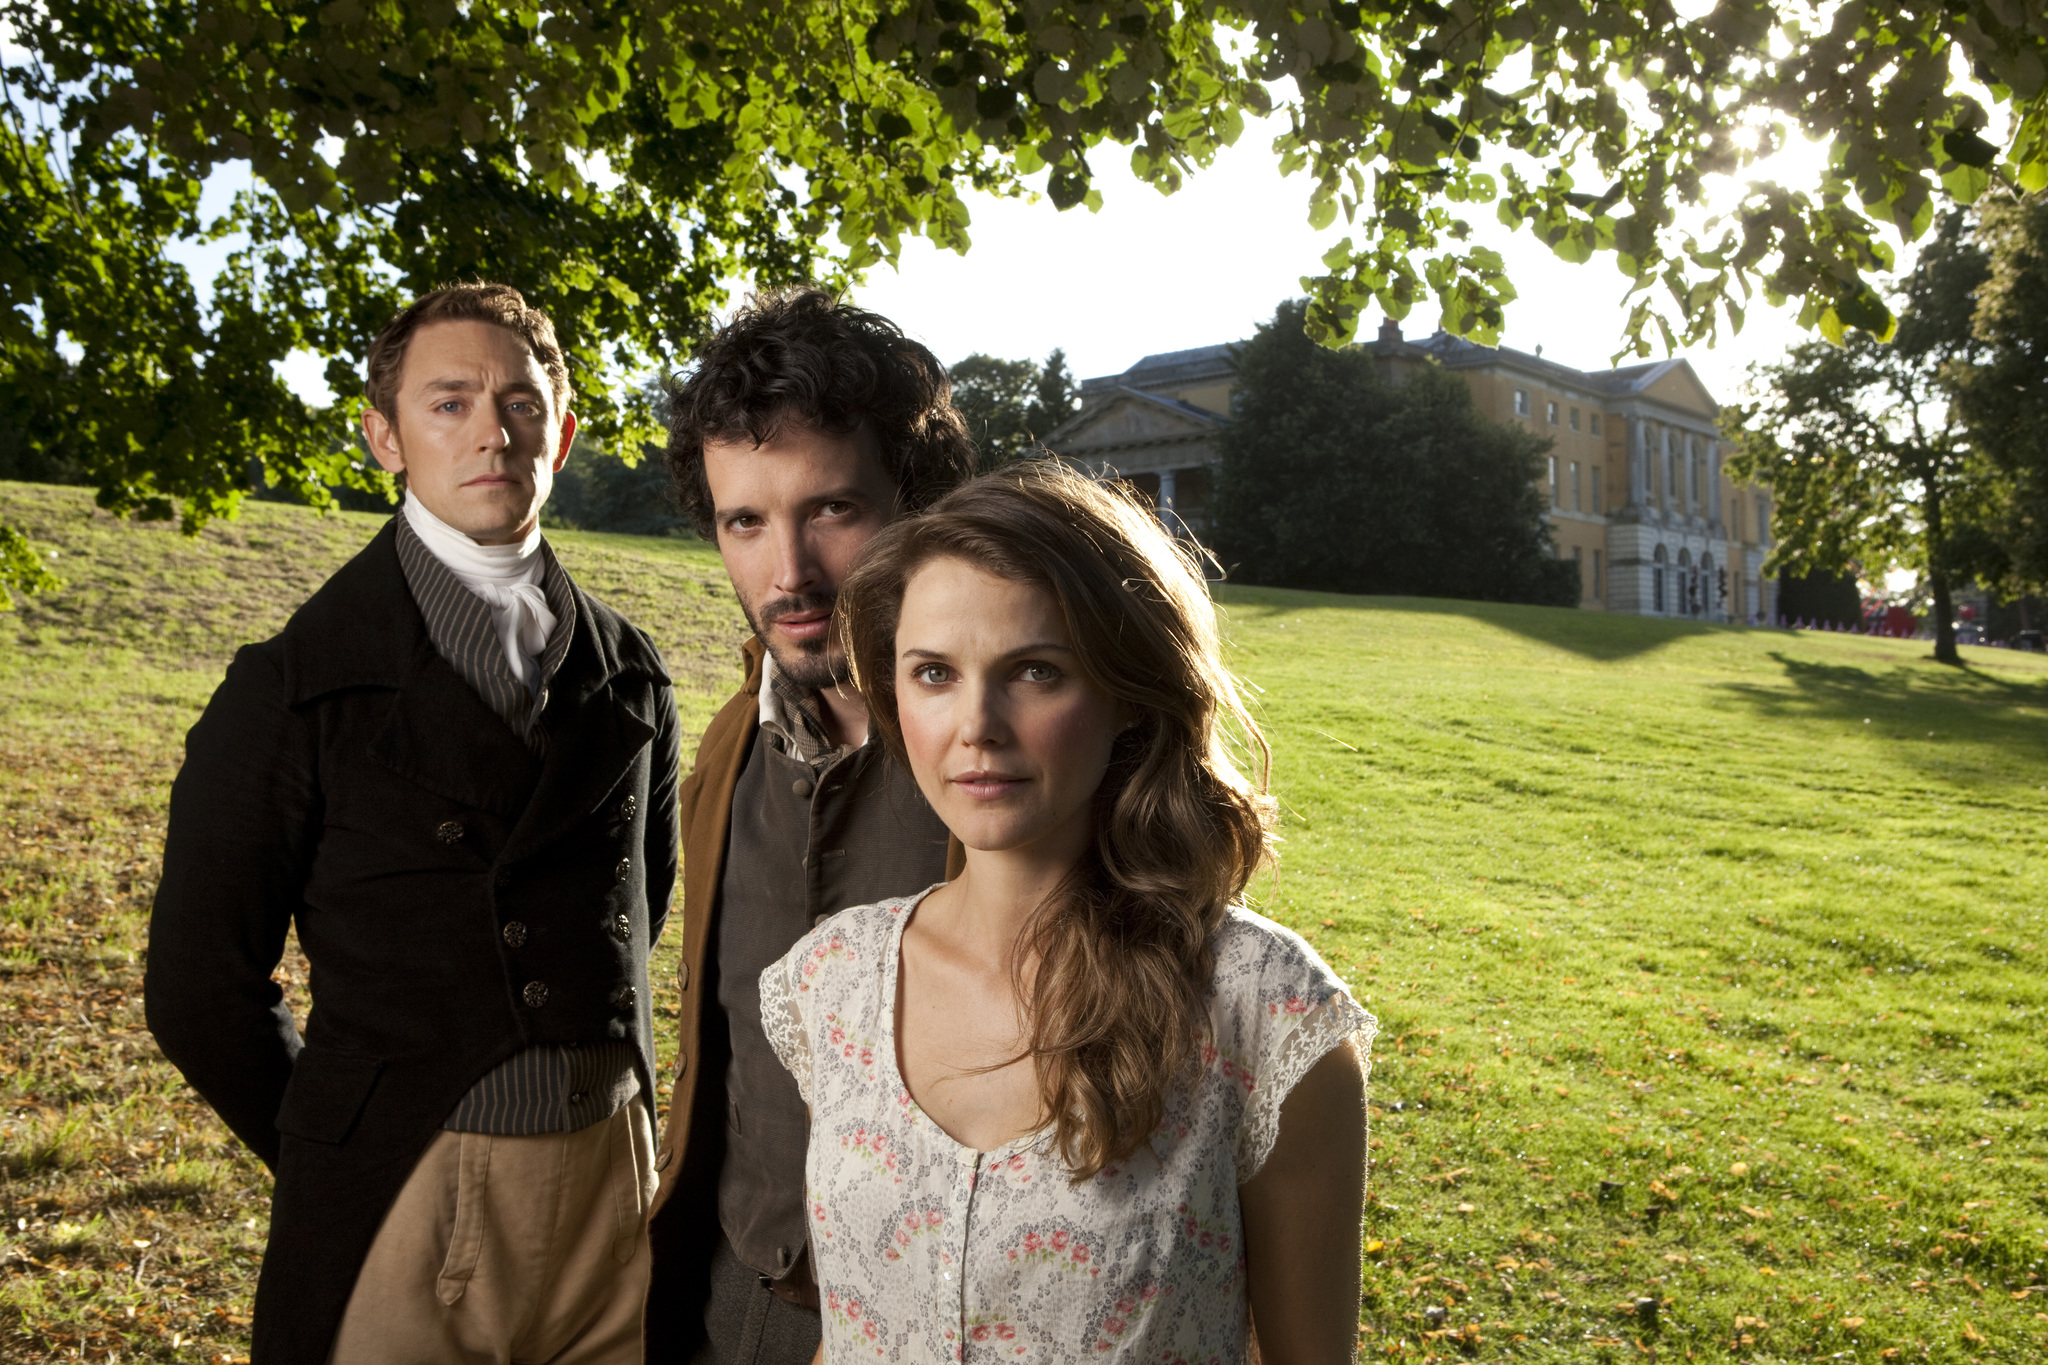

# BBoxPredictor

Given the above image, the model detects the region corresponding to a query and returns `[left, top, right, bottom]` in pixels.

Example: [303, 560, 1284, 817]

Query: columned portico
[1050, 330, 1772, 620]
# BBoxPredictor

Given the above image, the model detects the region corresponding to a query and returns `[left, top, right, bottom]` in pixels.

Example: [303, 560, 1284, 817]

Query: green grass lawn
[3, 481, 2046, 1362]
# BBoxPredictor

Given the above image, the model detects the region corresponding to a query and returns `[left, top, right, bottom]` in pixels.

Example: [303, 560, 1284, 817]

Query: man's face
[362, 319, 576, 545]
[702, 423, 900, 693]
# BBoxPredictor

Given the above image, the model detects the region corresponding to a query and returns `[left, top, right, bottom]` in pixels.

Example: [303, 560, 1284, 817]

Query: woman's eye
[1019, 663, 1060, 684]
[911, 664, 950, 686]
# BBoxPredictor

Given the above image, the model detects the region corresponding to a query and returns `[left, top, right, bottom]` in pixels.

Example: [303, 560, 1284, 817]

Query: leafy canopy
[1954, 192, 2048, 597]
[1213, 298, 1578, 607]
[3, 0, 2047, 547]
[1723, 212, 2002, 664]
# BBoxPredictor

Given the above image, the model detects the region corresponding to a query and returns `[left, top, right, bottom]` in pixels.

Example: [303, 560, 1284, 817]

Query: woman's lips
[950, 770, 1027, 800]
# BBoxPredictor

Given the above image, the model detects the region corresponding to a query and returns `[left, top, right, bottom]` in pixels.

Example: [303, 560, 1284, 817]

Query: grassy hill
[3, 480, 2047, 1362]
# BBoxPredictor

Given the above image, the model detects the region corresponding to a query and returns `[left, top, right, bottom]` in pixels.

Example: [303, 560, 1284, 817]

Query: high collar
[274, 518, 669, 706]
[401, 491, 545, 586]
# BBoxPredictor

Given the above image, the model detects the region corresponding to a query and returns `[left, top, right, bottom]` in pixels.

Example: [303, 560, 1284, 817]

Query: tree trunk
[1925, 481, 1962, 665]
[1930, 570, 1960, 664]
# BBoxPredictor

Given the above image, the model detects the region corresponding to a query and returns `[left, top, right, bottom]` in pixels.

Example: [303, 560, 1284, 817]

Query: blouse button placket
[948, 1148, 981, 1356]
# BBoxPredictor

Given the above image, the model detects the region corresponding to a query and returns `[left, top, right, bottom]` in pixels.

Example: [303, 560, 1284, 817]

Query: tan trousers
[329, 1102, 657, 1365]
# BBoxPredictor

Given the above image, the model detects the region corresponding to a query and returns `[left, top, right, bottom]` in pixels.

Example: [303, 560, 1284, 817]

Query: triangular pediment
[1045, 388, 1225, 455]
[1640, 360, 1719, 417]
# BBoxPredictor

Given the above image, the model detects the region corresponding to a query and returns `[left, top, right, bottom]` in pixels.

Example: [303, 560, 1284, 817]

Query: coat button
[677, 963, 690, 990]
[435, 820, 465, 845]
[618, 793, 638, 820]
[503, 921, 528, 949]
[790, 777, 814, 798]
[493, 868, 512, 890]
[612, 913, 632, 943]
[614, 858, 632, 883]
[674, 1055, 687, 1077]
[522, 981, 549, 1008]
[611, 984, 636, 1010]
[655, 1146, 674, 1171]
[568, 1090, 588, 1106]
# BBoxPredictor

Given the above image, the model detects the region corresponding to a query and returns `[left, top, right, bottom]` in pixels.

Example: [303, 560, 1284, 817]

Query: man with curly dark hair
[645, 288, 975, 1363]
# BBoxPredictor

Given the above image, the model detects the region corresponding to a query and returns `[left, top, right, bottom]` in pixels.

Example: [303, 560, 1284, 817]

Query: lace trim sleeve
[1235, 993, 1376, 1183]
[757, 951, 814, 1108]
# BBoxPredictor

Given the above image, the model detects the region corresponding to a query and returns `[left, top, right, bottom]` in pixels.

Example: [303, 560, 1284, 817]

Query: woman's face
[894, 556, 1124, 865]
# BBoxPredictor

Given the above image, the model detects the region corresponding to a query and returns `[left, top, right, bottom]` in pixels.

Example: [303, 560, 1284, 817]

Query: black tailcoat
[145, 520, 681, 1365]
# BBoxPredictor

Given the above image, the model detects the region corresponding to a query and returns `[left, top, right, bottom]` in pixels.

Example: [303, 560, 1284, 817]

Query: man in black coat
[146, 282, 681, 1365]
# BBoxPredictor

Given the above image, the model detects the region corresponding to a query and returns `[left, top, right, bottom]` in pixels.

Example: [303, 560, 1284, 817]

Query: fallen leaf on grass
[1740, 1205, 1774, 1221]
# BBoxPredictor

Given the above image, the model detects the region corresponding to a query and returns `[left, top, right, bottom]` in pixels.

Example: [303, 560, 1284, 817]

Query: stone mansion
[1043, 320, 1778, 624]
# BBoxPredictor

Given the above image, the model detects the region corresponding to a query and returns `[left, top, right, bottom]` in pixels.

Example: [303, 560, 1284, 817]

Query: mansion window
[1570, 461, 1581, 511]
[1514, 389, 1530, 416]
[1569, 407, 1581, 432]
[1591, 467, 1603, 515]
[1547, 400, 1559, 425]
[1548, 456, 1559, 505]
[1590, 412, 1602, 436]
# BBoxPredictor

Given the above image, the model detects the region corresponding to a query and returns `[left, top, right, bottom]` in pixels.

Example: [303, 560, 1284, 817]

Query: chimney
[1377, 316, 1403, 345]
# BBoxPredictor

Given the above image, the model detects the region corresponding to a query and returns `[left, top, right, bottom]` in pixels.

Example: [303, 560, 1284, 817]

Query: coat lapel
[366, 644, 542, 820]
[498, 578, 663, 864]
[279, 520, 542, 820]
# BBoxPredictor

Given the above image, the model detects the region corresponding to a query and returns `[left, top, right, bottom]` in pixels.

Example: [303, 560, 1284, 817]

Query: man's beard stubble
[744, 591, 853, 694]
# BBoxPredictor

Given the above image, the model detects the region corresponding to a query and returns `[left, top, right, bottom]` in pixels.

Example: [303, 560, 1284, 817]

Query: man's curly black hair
[663, 288, 977, 537]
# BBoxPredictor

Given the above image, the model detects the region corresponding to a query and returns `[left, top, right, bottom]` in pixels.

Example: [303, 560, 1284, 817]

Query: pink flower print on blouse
[764, 897, 1374, 1365]
[1173, 1202, 1239, 1260]
[824, 1290, 889, 1357]
[879, 1203, 947, 1261]
[1006, 1221, 1100, 1277]
[1210, 1041, 1258, 1095]
[822, 1012, 883, 1082]
[1090, 1284, 1165, 1351]
[965, 1314, 1021, 1351]
[837, 1120, 907, 1182]
[799, 934, 857, 992]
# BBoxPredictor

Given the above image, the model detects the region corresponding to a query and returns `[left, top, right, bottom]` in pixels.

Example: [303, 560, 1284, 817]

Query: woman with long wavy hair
[758, 461, 1375, 1361]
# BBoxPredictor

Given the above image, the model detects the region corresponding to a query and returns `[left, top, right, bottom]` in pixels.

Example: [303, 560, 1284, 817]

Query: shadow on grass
[1213, 583, 1724, 660]
[1710, 650, 2048, 782]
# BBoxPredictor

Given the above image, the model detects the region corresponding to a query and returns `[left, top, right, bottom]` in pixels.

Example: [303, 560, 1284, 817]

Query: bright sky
[848, 108, 1847, 404]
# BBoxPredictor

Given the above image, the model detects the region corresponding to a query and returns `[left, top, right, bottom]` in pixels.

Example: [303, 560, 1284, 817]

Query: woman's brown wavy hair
[838, 460, 1275, 1180]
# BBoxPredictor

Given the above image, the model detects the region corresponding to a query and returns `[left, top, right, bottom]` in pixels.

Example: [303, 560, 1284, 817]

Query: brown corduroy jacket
[649, 636, 762, 1194]
[643, 636, 761, 1356]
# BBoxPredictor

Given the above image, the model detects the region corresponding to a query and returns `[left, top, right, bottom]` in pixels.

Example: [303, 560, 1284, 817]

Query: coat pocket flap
[275, 1047, 385, 1145]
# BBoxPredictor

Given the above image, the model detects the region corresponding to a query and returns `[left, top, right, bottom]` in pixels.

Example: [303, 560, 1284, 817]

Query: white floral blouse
[760, 888, 1375, 1363]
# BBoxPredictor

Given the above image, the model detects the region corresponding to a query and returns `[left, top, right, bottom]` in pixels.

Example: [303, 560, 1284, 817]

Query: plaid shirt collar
[757, 651, 851, 768]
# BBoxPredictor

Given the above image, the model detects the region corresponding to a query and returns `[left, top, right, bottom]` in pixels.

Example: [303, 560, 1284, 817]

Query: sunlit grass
[4, 482, 2046, 1360]
[1219, 586, 2048, 1362]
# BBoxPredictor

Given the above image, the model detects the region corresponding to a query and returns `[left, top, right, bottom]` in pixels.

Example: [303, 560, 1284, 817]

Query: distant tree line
[948, 352, 1081, 471]
[1729, 194, 2048, 664]
[1210, 300, 1580, 609]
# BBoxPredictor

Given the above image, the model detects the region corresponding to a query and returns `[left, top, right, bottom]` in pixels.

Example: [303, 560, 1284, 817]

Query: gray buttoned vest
[713, 726, 950, 1280]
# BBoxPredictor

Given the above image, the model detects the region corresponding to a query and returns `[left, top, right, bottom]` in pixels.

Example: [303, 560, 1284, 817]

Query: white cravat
[402, 493, 557, 693]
